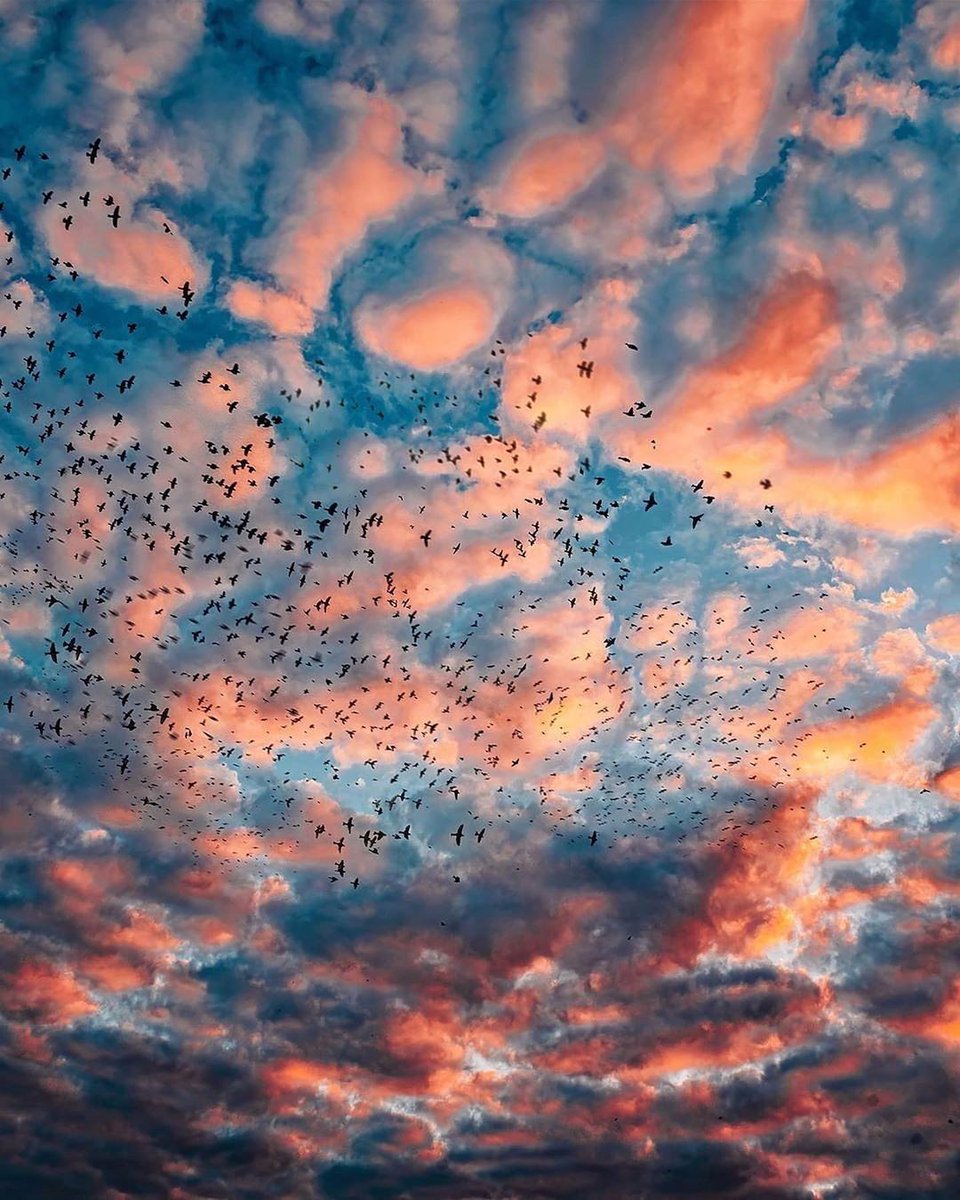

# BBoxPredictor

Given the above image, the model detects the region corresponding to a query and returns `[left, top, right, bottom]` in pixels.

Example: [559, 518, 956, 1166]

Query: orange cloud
[933, 765, 960, 801]
[225, 280, 313, 336]
[355, 231, 514, 368]
[500, 278, 640, 441]
[704, 796, 821, 958]
[932, 22, 960, 70]
[78, 953, 152, 993]
[793, 695, 936, 787]
[607, 0, 808, 197]
[606, 270, 960, 536]
[926, 614, 960, 654]
[491, 128, 607, 218]
[356, 284, 498, 369]
[43, 203, 206, 303]
[260, 91, 435, 327]
[808, 108, 869, 152]
[664, 271, 840, 429]
[774, 604, 865, 661]
[7, 959, 96, 1025]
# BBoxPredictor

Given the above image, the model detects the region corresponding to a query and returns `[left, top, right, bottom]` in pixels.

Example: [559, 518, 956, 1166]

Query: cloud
[255, 0, 345, 43]
[225, 280, 314, 337]
[488, 128, 607, 219]
[3, 3, 960, 1197]
[357, 284, 497, 370]
[79, 0, 205, 97]
[931, 20, 960, 71]
[606, 0, 809, 198]
[234, 89, 440, 335]
[926, 614, 960, 654]
[519, 2, 582, 114]
[44, 207, 206, 303]
[355, 233, 514, 368]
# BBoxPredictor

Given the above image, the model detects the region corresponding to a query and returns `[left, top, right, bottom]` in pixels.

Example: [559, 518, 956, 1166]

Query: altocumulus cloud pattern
[1, 1, 960, 1197]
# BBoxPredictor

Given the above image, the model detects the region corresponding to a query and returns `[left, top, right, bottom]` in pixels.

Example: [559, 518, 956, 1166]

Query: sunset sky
[1, 1, 960, 1197]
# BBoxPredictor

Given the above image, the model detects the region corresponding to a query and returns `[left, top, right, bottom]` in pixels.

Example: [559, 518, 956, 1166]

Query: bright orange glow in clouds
[1, 1, 959, 1197]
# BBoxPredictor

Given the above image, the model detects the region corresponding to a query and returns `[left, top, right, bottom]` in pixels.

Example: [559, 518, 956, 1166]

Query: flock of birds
[0, 138, 856, 890]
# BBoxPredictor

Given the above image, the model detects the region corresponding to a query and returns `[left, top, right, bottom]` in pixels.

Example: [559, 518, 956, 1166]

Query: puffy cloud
[3, 2, 960, 1197]
[236, 89, 439, 335]
[515, 269, 960, 537]
[793, 694, 937, 787]
[79, 0, 205, 97]
[357, 283, 497, 369]
[43, 205, 206, 303]
[488, 127, 607, 219]
[355, 233, 514, 368]
[925, 614, 960, 654]
[255, 0, 345, 43]
[225, 280, 313, 337]
[606, 0, 809, 198]
[3, 954, 96, 1025]
[931, 21, 960, 71]
[517, 1, 594, 115]
[735, 537, 787, 569]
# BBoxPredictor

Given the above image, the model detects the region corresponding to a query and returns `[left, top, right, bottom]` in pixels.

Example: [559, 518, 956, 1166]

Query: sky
[1, 0, 960, 1196]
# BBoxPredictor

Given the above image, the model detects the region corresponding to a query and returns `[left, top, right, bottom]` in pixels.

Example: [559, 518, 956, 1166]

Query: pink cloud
[519, 270, 960, 537]
[485, 0, 808, 232]
[225, 281, 313, 336]
[5, 956, 96, 1026]
[243, 90, 439, 334]
[932, 21, 960, 70]
[0, 278, 49, 337]
[808, 108, 869, 152]
[356, 284, 498, 370]
[490, 128, 607, 219]
[355, 232, 514, 368]
[736, 537, 788, 569]
[925, 614, 960, 654]
[42, 202, 206, 304]
[606, 0, 809, 198]
[255, 0, 344, 42]
[604, 272, 955, 540]
[80, 0, 205, 96]
[500, 278, 640, 442]
[792, 694, 937, 788]
[774, 603, 865, 661]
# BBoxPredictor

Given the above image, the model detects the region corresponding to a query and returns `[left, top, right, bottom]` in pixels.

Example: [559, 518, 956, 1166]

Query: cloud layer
[1, 2, 960, 1198]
